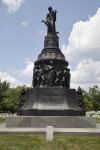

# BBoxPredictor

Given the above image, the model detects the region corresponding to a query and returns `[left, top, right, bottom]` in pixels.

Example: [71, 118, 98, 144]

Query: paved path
[0, 123, 100, 136]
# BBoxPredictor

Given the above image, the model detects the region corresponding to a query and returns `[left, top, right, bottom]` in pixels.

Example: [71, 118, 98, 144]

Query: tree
[89, 85, 100, 111]
[83, 85, 100, 111]
[0, 80, 10, 111]
[3, 85, 29, 113]
[83, 90, 93, 111]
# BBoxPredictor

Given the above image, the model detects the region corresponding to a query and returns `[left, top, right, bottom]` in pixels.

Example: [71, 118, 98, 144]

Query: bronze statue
[42, 7, 57, 34]
[17, 7, 86, 117]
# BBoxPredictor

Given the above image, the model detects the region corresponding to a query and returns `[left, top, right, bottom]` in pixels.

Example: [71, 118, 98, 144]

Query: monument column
[17, 7, 85, 116]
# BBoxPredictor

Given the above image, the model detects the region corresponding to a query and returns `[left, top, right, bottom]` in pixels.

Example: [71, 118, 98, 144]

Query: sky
[0, 0, 100, 90]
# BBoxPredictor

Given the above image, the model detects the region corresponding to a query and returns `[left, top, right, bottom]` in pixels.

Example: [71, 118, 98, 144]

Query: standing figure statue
[42, 7, 57, 34]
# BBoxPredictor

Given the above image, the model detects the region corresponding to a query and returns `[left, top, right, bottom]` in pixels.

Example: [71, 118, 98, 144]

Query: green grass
[0, 117, 6, 124]
[96, 118, 100, 124]
[0, 135, 100, 150]
[0, 117, 100, 150]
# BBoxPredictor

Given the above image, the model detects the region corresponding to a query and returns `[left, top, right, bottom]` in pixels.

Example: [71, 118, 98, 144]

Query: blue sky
[0, 0, 100, 90]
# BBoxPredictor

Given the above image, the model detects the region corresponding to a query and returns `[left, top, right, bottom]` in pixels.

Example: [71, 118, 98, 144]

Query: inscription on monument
[40, 96, 64, 105]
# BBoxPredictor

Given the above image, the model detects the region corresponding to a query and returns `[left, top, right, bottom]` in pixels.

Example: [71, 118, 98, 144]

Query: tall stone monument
[17, 7, 86, 116]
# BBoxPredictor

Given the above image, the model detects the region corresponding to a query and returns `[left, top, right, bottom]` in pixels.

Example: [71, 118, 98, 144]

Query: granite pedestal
[17, 87, 85, 116]
[6, 116, 96, 128]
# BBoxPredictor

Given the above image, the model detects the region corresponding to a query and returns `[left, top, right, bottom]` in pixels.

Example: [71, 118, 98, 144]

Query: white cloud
[62, 8, 100, 62]
[19, 58, 34, 78]
[0, 58, 34, 88]
[2, 0, 25, 13]
[70, 59, 100, 90]
[21, 21, 28, 27]
[0, 71, 22, 87]
[62, 8, 100, 90]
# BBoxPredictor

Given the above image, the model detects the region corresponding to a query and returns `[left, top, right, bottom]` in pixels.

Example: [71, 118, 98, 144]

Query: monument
[17, 7, 86, 116]
[6, 7, 97, 128]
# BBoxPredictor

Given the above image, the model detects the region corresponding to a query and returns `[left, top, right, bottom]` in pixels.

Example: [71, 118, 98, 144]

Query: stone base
[6, 116, 96, 128]
[17, 87, 86, 116]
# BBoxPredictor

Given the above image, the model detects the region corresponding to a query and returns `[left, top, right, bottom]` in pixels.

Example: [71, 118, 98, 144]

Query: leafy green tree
[3, 86, 25, 113]
[3, 85, 30, 113]
[0, 80, 10, 111]
[89, 85, 100, 111]
[83, 85, 100, 111]
[83, 90, 93, 111]
[3, 88, 19, 113]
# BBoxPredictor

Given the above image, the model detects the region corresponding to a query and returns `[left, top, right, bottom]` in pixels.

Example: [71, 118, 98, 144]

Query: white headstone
[46, 126, 54, 141]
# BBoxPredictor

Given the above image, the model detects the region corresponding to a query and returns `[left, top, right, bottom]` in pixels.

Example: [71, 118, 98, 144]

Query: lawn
[0, 117, 100, 150]
[96, 118, 100, 124]
[0, 135, 100, 150]
[0, 117, 6, 124]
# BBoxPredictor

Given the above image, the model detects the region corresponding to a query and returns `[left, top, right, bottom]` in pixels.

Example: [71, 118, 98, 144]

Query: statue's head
[48, 6, 52, 12]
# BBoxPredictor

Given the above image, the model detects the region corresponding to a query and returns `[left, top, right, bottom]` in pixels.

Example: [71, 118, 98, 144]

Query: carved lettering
[40, 96, 64, 105]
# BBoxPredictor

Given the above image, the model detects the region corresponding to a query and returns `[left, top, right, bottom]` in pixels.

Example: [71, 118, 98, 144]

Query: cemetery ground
[0, 117, 6, 124]
[0, 134, 100, 150]
[96, 118, 100, 124]
[0, 117, 100, 150]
